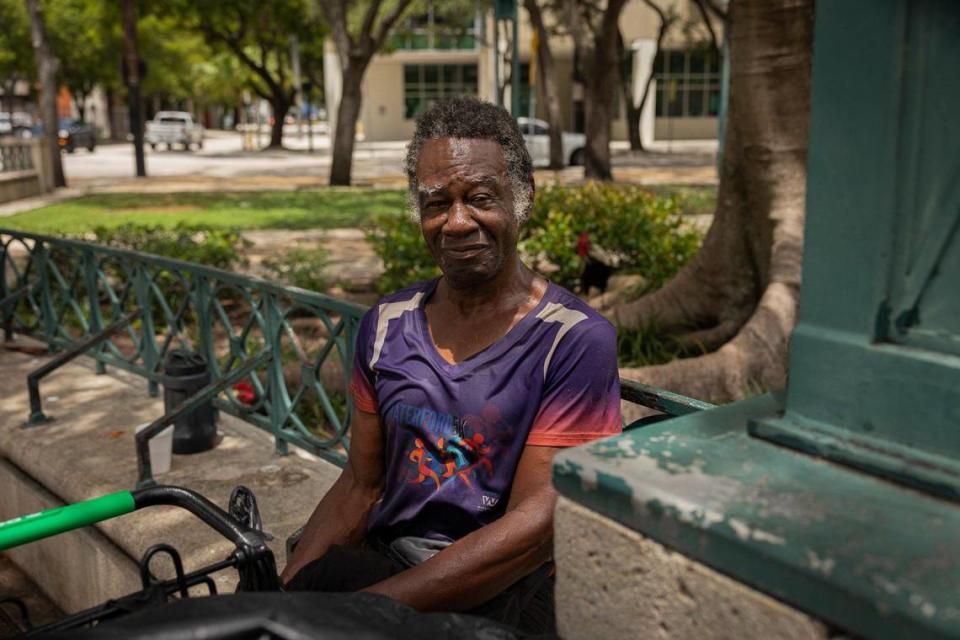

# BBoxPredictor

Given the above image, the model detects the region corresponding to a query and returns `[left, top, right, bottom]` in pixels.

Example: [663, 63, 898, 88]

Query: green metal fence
[1, 228, 365, 466]
[1, 227, 715, 473]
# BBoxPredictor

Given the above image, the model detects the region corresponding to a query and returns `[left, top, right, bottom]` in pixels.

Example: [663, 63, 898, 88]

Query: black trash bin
[162, 349, 217, 454]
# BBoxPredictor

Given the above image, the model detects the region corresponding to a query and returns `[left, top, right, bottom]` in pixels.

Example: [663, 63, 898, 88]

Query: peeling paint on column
[553, 393, 960, 640]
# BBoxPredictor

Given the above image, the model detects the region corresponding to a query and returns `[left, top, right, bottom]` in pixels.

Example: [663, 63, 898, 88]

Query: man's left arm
[362, 444, 560, 612]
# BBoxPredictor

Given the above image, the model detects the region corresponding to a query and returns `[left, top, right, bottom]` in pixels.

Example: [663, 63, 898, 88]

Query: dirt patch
[242, 228, 383, 298]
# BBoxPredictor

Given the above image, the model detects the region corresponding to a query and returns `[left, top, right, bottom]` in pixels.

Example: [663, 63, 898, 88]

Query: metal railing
[1, 228, 714, 474]
[0, 139, 36, 174]
[1, 229, 365, 466]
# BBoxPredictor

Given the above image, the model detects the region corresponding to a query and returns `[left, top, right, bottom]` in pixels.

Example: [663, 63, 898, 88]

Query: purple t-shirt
[349, 279, 621, 544]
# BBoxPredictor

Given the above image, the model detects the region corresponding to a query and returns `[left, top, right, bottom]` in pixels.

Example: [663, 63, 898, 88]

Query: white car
[146, 111, 205, 150]
[517, 117, 586, 167]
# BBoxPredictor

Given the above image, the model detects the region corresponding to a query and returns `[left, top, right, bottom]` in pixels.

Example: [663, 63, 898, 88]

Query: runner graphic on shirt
[393, 403, 495, 492]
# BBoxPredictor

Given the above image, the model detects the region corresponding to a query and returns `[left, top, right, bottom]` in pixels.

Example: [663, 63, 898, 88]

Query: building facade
[323, 0, 724, 144]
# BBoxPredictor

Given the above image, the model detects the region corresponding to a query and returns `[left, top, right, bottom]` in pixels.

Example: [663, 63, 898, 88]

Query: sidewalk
[0, 336, 340, 614]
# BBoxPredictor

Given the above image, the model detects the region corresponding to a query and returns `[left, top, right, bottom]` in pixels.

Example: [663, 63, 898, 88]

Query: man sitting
[281, 97, 621, 633]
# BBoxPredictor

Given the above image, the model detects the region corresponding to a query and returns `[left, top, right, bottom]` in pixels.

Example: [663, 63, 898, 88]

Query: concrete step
[0, 337, 340, 615]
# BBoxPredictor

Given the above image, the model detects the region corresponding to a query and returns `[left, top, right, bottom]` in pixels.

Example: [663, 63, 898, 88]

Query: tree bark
[268, 94, 292, 148]
[329, 63, 364, 185]
[121, 0, 145, 177]
[319, 0, 414, 186]
[632, 0, 673, 153]
[605, 0, 813, 410]
[74, 90, 87, 122]
[523, 0, 564, 169]
[24, 0, 65, 188]
[617, 29, 642, 151]
[563, 0, 628, 181]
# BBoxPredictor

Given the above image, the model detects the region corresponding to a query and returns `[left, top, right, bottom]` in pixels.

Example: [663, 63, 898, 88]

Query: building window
[392, 3, 478, 51]
[404, 64, 479, 119]
[654, 48, 722, 118]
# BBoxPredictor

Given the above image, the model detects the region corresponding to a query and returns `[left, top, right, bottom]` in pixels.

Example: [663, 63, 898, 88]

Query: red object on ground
[233, 381, 256, 405]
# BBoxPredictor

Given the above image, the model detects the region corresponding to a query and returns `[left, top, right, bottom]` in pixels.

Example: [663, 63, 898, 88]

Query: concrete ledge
[0, 459, 141, 613]
[554, 496, 829, 640]
[0, 339, 341, 612]
[0, 171, 43, 205]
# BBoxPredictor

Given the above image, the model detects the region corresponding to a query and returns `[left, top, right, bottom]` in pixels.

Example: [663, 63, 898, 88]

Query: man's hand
[361, 445, 561, 611]
[280, 408, 385, 585]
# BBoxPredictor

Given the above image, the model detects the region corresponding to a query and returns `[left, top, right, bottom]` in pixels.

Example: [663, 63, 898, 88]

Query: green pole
[0, 491, 135, 551]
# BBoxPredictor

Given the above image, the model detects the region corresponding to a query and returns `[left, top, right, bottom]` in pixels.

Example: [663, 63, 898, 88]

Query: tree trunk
[268, 93, 291, 148]
[633, 2, 673, 153]
[524, 0, 565, 169]
[329, 65, 364, 186]
[582, 39, 619, 180]
[24, 0, 65, 188]
[605, 0, 813, 411]
[618, 30, 642, 151]
[75, 90, 87, 122]
[122, 0, 145, 177]
[570, 0, 627, 181]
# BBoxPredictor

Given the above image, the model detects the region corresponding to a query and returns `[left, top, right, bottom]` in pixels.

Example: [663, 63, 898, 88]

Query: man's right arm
[280, 408, 384, 585]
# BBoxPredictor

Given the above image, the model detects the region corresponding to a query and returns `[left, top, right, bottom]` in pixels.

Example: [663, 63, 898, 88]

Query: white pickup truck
[518, 117, 586, 167]
[146, 111, 205, 150]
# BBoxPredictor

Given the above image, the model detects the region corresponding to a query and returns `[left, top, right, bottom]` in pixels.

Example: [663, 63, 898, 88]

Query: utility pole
[122, 0, 146, 177]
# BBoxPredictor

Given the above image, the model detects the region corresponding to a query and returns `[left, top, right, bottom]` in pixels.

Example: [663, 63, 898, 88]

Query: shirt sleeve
[527, 318, 622, 447]
[348, 306, 379, 414]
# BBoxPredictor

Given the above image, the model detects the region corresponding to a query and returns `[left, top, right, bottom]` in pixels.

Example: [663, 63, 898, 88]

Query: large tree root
[619, 280, 798, 423]
[607, 0, 812, 418]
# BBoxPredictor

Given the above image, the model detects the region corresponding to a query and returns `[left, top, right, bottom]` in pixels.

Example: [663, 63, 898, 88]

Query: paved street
[63, 129, 408, 187]
[61, 129, 717, 188]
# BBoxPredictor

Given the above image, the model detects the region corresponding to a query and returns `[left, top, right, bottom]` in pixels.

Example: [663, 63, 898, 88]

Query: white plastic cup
[135, 423, 175, 475]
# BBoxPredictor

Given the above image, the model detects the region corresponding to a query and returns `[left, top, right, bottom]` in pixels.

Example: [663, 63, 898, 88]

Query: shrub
[84, 223, 249, 332]
[366, 184, 704, 312]
[520, 183, 702, 292]
[90, 223, 248, 270]
[262, 247, 330, 293]
[365, 214, 440, 295]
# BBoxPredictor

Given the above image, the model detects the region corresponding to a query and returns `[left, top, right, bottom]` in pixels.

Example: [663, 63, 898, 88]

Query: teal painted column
[553, 2, 960, 639]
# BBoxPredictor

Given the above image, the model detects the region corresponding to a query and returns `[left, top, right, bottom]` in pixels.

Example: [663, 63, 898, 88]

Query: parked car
[517, 117, 586, 167]
[25, 118, 96, 151]
[57, 118, 96, 152]
[146, 111, 205, 150]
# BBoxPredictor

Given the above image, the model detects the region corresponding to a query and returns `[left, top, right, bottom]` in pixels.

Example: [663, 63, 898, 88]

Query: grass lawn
[0, 189, 409, 235]
[0, 185, 715, 236]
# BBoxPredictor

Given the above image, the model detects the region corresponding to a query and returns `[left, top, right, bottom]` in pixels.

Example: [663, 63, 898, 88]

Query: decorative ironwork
[1, 229, 365, 466]
[26, 309, 142, 425]
[0, 141, 35, 174]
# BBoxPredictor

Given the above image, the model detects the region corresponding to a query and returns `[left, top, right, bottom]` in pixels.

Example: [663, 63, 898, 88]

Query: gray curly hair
[404, 96, 534, 222]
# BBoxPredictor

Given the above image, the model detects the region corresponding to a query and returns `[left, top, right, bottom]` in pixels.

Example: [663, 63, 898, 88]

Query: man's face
[416, 138, 522, 289]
